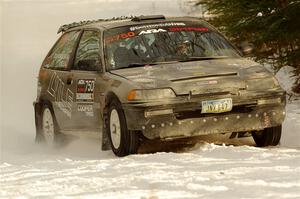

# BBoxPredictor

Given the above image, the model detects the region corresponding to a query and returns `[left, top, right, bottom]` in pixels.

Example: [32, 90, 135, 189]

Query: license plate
[201, 98, 232, 113]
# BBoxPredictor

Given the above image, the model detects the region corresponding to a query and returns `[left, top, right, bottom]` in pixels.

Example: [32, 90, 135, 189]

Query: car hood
[110, 58, 273, 95]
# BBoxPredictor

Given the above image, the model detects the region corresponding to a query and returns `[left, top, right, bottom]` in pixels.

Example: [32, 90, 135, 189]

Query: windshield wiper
[179, 56, 228, 62]
[115, 63, 158, 70]
[128, 63, 159, 67]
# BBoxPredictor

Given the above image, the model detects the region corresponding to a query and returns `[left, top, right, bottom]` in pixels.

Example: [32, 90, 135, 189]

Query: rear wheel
[252, 125, 282, 147]
[36, 104, 60, 147]
[104, 99, 139, 157]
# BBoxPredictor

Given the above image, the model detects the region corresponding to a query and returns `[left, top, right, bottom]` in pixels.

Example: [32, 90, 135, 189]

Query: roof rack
[57, 15, 167, 34]
[57, 16, 136, 34]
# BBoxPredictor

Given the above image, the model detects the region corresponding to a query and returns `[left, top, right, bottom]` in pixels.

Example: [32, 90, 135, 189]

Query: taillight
[39, 69, 47, 80]
[37, 81, 42, 98]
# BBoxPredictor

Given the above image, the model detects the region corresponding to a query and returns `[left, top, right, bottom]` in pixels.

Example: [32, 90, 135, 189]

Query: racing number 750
[85, 80, 94, 93]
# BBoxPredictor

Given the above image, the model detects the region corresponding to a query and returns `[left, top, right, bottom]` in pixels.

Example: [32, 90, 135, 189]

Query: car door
[42, 30, 81, 130]
[66, 30, 103, 130]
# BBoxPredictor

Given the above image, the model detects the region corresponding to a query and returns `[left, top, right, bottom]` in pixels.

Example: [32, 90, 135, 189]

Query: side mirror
[239, 41, 254, 56]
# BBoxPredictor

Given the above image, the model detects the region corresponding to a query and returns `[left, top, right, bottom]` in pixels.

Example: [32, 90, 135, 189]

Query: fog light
[258, 98, 281, 105]
[145, 109, 173, 117]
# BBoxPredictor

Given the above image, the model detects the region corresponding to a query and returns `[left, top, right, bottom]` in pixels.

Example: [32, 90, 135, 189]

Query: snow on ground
[1, 118, 300, 199]
[1, 141, 300, 199]
[1, 67, 300, 199]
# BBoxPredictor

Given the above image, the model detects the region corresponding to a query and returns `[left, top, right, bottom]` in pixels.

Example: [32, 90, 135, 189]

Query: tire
[104, 98, 139, 157]
[36, 104, 60, 147]
[252, 125, 282, 147]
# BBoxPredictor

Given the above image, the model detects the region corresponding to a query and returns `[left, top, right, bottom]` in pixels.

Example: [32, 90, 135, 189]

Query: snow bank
[276, 65, 299, 97]
[274, 65, 300, 148]
[281, 102, 300, 148]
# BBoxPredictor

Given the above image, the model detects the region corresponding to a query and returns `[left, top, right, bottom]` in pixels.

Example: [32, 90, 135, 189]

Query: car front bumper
[122, 90, 286, 140]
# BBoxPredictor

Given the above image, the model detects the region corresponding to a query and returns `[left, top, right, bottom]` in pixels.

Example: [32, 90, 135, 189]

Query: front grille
[175, 104, 256, 120]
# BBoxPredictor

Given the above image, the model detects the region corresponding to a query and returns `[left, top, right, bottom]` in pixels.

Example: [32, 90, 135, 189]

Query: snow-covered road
[1, 100, 299, 199]
[1, 145, 300, 199]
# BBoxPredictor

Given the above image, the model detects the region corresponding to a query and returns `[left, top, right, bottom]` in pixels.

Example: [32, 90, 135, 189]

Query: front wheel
[252, 125, 282, 147]
[104, 99, 139, 157]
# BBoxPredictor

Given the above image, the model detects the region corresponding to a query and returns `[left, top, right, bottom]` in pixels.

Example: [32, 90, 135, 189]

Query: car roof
[58, 15, 208, 33]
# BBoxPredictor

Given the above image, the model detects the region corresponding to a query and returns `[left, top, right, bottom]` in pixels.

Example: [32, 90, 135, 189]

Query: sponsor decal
[138, 28, 167, 35]
[105, 25, 208, 44]
[47, 72, 73, 118]
[105, 32, 135, 44]
[77, 104, 94, 117]
[76, 79, 95, 102]
[169, 27, 209, 32]
[130, 22, 186, 31]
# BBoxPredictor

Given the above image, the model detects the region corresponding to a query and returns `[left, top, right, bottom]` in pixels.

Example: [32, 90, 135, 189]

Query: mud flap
[34, 102, 43, 143]
[101, 123, 111, 151]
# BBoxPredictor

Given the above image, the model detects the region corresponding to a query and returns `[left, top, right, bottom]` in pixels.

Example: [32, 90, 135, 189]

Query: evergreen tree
[195, 0, 300, 93]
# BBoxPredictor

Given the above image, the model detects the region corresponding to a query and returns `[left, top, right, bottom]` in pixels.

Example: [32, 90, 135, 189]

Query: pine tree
[195, 0, 300, 93]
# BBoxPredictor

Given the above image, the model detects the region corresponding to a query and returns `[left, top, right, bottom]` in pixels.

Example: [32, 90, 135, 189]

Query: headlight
[127, 88, 176, 101]
[257, 98, 281, 105]
[246, 77, 277, 90]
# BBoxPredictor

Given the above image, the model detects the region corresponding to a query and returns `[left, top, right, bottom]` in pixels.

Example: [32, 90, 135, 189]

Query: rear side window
[43, 31, 80, 70]
[73, 30, 101, 71]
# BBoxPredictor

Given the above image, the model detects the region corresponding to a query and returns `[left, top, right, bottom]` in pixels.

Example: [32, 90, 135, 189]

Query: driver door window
[73, 30, 101, 71]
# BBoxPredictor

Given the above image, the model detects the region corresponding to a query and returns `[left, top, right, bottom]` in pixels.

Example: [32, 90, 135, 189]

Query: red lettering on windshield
[105, 32, 136, 44]
[169, 27, 209, 32]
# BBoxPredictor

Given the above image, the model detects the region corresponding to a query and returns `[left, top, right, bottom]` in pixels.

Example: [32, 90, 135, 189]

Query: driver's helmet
[176, 40, 193, 56]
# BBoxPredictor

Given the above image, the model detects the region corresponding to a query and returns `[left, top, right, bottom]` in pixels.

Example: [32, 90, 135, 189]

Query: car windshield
[104, 21, 240, 70]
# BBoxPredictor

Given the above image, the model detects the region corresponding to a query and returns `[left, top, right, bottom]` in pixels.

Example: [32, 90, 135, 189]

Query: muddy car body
[34, 15, 286, 156]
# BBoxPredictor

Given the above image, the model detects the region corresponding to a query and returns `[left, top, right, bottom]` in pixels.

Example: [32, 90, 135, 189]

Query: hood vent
[170, 72, 238, 83]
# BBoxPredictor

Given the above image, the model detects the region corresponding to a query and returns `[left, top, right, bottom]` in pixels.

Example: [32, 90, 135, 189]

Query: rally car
[34, 15, 286, 156]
